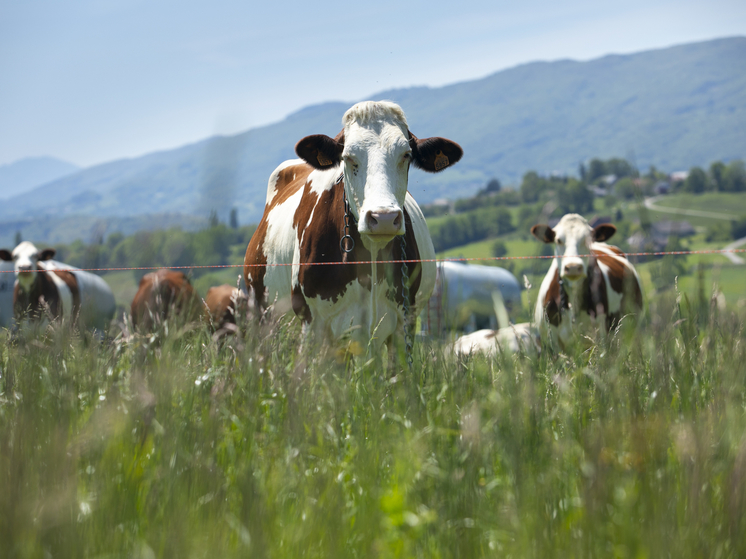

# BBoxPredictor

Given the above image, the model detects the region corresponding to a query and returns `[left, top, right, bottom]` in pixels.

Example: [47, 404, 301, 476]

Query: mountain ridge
[2, 36, 744, 244]
[0, 156, 80, 200]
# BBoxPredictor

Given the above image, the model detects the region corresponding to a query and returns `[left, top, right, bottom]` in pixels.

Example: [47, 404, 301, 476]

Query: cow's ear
[531, 224, 556, 243]
[0, 250, 12, 261]
[295, 132, 344, 170]
[592, 224, 616, 242]
[410, 133, 463, 173]
[39, 248, 56, 261]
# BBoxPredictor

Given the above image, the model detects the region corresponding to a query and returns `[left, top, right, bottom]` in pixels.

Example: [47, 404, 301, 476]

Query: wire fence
[1, 248, 744, 273]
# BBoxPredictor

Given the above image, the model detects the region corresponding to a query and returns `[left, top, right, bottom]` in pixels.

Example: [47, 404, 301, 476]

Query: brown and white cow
[0, 241, 116, 332]
[131, 269, 200, 331]
[203, 284, 249, 335]
[244, 101, 462, 351]
[531, 214, 643, 349]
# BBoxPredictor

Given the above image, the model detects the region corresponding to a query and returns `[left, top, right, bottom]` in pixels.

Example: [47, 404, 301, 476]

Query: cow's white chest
[304, 279, 401, 347]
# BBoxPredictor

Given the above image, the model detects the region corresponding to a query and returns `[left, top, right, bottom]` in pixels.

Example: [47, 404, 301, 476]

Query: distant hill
[0, 213, 208, 248]
[2, 36, 744, 244]
[0, 156, 80, 199]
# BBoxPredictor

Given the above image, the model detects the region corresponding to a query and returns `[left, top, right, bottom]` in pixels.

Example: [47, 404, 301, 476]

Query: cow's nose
[563, 262, 584, 278]
[365, 210, 403, 237]
[18, 265, 32, 272]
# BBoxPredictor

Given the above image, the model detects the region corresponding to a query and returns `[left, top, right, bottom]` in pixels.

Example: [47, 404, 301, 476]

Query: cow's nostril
[394, 214, 402, 227]
[563, 263, 584, 277]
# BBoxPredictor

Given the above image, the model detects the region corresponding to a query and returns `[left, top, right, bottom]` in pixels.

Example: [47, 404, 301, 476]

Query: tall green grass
[1, 293, 745, 557]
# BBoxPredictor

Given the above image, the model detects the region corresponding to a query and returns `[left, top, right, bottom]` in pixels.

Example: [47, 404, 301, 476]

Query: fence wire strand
[1, 248, 744, 273]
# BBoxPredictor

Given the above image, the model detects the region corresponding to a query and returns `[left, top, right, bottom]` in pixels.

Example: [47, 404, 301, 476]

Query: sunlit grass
[1, 291, 746, 557]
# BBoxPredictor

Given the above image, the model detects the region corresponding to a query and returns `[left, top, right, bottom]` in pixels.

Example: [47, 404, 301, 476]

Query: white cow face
[295, 101, 462, 247]
[0, 241, 56, 291]
[531, 214, 616, 283]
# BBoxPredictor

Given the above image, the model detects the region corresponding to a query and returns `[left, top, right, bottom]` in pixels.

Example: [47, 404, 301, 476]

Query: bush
[491, 240, 508, 258]
[723, 160, 746, 192]
[706, 222, 733, 243]
[732, 216, 746, 240]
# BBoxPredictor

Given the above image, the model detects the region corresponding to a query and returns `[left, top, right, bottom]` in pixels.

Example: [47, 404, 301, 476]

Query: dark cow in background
[531, 214, 643, 349]
[244, 101, 462, 351]
[131, 269, 200, 331]
[204, 284, 249, 336]
[0, 241, 115, 332]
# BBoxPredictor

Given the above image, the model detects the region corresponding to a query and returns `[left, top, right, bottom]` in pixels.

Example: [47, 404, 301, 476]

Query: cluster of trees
[429, 206, 514, 252]
[54, 223, 256, 282]
[679, 160, 746, 194]
[519, 172, 595, 214]
[580, 158, 637, 183]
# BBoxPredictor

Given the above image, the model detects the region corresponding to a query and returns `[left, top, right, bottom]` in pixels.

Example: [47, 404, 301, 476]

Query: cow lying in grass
[451, 322, 540, 356]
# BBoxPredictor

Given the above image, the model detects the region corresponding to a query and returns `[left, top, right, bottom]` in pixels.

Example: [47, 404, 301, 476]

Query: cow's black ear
[39, 248, 56, 261]
[592, 224, 616, 242]
[531, 224, 555, 244]
[0, 250, 11, 262]
[295, 132, 344, 170]
[410, 134, 463, 173]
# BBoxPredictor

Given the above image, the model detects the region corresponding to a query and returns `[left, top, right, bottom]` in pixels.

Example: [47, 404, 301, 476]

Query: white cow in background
[0, 241, 116, 332]
[0, 244, 78, 328]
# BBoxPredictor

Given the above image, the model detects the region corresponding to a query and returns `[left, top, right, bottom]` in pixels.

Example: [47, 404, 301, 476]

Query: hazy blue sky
[2, 0, 744, 168]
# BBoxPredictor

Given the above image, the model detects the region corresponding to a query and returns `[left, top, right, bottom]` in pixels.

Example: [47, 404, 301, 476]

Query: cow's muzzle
[562, 260, 586, 281]
[363, 209, 404, 240]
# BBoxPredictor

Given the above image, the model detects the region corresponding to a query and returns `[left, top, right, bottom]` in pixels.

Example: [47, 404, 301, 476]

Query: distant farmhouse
[628, 220, 695, 253]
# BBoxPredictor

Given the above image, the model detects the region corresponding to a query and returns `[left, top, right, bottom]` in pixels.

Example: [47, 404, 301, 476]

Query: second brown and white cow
[0, 241, 116, 332]
[244, 101, 462, 351]
[203, 284, 249, 336]
[531, 214, 643, 349]
[131, 269, 200, 331]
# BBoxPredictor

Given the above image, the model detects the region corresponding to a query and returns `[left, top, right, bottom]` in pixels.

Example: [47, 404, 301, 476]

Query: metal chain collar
[339, 174, 355, 254]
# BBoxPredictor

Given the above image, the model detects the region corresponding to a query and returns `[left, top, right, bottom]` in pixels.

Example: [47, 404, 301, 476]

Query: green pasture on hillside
[650, 192, 746, 218]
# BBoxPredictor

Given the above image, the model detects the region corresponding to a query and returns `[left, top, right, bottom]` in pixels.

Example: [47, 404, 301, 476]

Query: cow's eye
[557, 239, 564, 246]
[403, 152, 412, 160]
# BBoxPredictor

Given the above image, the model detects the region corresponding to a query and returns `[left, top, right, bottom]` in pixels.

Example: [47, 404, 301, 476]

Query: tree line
[16, 155, 745, 272]
[52, 223, 256, 281]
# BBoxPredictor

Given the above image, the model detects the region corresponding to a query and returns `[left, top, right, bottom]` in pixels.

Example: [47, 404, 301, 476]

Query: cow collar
[339, 173, 357, 254]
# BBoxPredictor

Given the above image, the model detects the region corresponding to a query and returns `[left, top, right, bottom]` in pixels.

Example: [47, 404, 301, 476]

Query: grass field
[2, 290, 746, 557]
[649, 192, 746, 217]
[4, 192, 743, 556]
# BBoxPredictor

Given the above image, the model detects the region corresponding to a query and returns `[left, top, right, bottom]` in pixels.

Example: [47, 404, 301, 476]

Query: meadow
[2, 283, 745, 558]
